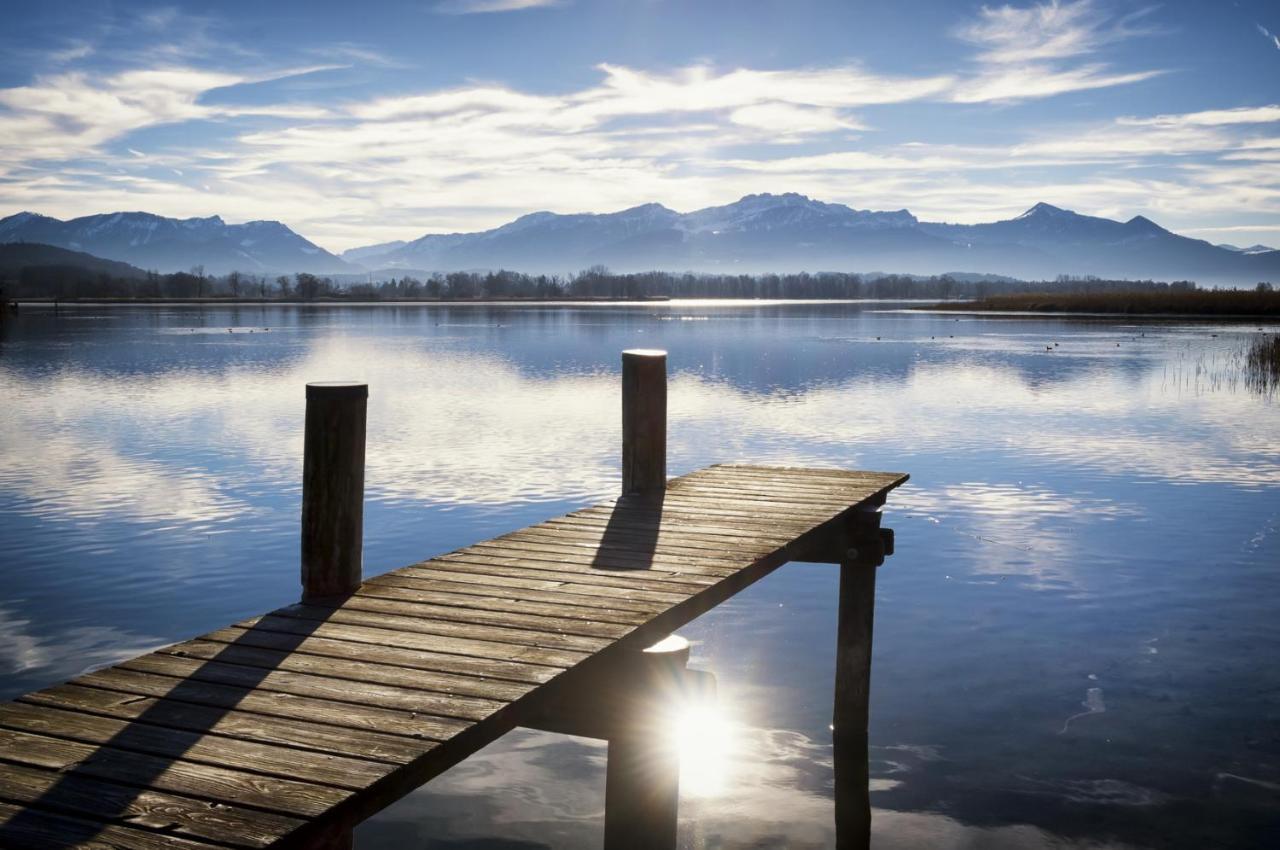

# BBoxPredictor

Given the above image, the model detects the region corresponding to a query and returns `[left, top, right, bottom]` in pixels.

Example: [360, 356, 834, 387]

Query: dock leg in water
[833, 508, 886, 850]
[601, 636, 689, 850]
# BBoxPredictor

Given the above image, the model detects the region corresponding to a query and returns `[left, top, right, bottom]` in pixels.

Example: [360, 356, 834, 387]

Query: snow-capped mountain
[0, 211, 351, 275]
[354, 194, 1279, 284]
[4, 196, 1277, 283]
[366, 193, 949, 275]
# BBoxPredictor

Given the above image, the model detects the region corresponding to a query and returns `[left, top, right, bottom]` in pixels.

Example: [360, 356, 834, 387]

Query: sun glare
[672, 702, 735, 798]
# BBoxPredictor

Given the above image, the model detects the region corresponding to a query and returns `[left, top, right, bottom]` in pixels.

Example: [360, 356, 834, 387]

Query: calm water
[1, 302, 1278, 849]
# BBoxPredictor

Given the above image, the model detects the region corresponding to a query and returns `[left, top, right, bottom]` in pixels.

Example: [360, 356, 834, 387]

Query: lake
[1, 302, 1277, 849]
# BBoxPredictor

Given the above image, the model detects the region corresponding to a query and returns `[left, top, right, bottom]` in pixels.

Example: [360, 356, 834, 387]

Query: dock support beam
[602, 636, 687, 850]
[301, 381, 368, 601]
[832, 506, 886, 850]
[521, 635, 705, 850]
[621, 349, 667, 498]
[833, 551, 876, 849]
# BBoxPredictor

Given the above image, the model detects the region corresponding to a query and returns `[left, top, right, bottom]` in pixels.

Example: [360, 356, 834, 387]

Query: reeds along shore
[1248, 334, 1280, 394]
[934, 288, 1280, 316]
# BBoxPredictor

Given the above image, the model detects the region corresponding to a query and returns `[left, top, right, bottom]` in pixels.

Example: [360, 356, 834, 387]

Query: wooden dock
[0, 351, 906, 849]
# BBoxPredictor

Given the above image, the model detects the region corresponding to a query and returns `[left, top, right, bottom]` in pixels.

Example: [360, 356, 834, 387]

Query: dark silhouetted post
[603, 635, 687, 850]
[832, 506, 882, 850]
[621, 349, 667, 498]
[301, 382, 367, 601]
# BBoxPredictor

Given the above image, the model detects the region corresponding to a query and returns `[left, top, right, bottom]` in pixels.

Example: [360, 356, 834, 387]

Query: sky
[0, 0, 1278, 253]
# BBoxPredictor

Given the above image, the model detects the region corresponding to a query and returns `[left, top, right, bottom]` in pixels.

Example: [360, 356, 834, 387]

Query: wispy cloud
[952, 64, 1162, 103]
[1120, 105, 1280, 127]
[1258, 23, 1280, 51]
[950, 0, 1163, 102]
[0, 66, 333, 167]
[434, 0, 564, 14]
[957, 0, 1154, 63]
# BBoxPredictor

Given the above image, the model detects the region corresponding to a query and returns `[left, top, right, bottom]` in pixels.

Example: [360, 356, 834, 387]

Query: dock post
[621, 349, 667, 498]
[301, 382, 368, 601]
[832, 508, 883, 850]
[603, 635, 688, 850]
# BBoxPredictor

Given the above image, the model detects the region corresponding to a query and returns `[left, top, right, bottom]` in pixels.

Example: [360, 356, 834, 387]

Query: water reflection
[4, 326, 1278, 524]
[2, 304, 1278, 847]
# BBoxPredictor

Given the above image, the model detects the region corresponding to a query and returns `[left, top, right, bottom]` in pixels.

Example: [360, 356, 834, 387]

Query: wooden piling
[602, 635, 687, 850]
[301, 382, 368, 601]
[832, 536, 878, 850]
[621, 349, 667, 498]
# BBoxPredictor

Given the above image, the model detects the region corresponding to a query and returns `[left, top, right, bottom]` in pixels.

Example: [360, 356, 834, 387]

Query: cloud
[951, 63, 1162, 103]
[434, 0, 564, 13]
[1258, 24, 1280, 51]
[1119, 105, 1280, 127]
[0, 66, 335, 167]
[957, 0, 1115, 63]
[949, 0, 1162, 103]
[728, 103, 865, 135]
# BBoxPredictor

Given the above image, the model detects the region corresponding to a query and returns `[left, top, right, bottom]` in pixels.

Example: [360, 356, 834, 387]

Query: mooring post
[603, 635, 688, 850]
[621, 349, 667, 498]
[301, 381, 368, 601]
[832, 507, 883, 850]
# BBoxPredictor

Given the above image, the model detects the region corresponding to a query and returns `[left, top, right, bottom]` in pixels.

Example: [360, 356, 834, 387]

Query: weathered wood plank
[495, 525, 761, 560]
[370, 570, 671, 614]
[19, 684, 423, 765]
[435, 549, 726, 585]
[260, 604, 610, 654]
[461, 539, 737, 576]
[313, 593, 635, 641]
[0, 760, 302, 849]
[416, 559, 703, 599]
[0, 702, 390, 790]
[240, 613, 588, 670]
[0, 727, 349, 818]
[491, 528, 756, 566]
[0, 798, 228, 850]
[562, 507, 816, 538]
[456, 545, 741, 582]
[159, 639, 536, 702]
[76, 667, 470, 741]
[198, 624, 569, 685]
[116, 654, 515, 723]
[540, 515, 796, 548]
[356, 577, 654, 625]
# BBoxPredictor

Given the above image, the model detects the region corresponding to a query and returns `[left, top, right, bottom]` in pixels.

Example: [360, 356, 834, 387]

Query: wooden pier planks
[0, 464, 906, 849]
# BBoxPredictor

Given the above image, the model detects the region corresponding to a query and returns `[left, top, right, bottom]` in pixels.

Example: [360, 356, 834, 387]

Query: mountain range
[2, 195, 1277, 284]
[0, 211, 349, 276]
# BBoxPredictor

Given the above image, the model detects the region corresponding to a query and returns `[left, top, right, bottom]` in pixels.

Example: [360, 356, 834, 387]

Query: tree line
[3, 263, 1202, 301]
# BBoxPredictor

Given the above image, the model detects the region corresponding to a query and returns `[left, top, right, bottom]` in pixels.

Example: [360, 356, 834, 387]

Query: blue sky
[1, 0, 1278, 251]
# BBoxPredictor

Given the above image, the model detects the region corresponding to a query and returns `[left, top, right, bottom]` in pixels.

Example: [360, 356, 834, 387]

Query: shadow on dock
[589, 493, 664, 573]
[0, 609, 345, 848]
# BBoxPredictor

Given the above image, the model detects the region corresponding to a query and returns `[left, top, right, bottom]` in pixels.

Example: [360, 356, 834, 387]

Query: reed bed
[935, 289, 1280, 316]
[1246, 334, 1280, 395]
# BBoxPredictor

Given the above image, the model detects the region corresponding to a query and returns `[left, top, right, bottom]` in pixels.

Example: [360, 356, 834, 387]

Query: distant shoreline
[10, 295, 675, 305]
[923, 290, 1280, 319]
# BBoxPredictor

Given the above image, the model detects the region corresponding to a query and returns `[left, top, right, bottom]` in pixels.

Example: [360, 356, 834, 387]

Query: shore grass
[930, 289, 1280, 317]
[1247, 334, 1280, 395]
